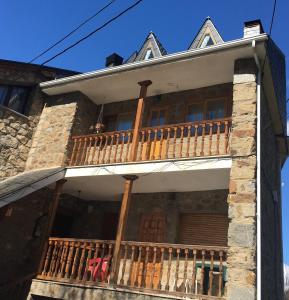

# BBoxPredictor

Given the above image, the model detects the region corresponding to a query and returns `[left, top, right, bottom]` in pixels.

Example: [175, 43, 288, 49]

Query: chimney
[243, 19, 264, 38]
[105, 53, 123, 67]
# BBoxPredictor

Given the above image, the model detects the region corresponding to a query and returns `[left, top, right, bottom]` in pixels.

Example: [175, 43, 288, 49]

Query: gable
[189, 17, 224, 49]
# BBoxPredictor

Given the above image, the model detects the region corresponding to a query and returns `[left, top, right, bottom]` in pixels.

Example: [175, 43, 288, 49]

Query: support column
[38, 179, 66, 273]
[110, 175, 138, 283]
[226, 58, 257, 300]
[130, 80, 152, 161]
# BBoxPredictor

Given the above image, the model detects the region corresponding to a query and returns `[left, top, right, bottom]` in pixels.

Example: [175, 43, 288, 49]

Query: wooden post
[37, 179, 66, 274]
[130, 80, 152, 162]
[110, 175, 138, 283]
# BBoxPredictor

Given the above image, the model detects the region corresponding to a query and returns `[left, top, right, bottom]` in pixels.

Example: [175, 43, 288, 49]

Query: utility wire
[29, 0, 116, 64]
[41, 0, 144, 66]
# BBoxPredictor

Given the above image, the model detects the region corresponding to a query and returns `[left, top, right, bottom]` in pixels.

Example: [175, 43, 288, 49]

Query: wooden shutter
[178, 213, 228, 246]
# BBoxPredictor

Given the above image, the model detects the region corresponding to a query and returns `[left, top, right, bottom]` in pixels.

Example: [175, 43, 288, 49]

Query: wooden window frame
[147, 106, 169, 127]
[185, 97, 229, 122]
[103, 111, 135, 132]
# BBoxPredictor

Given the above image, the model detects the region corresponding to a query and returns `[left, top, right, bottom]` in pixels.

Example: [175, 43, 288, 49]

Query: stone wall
[25, 92, 97, 170]
[226, 58, 257, 300]
[261, 92, 284, 299]
[0, 105, 35, 180]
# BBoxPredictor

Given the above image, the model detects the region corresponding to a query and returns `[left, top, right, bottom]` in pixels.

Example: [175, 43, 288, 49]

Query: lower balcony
[37, 238, 227, 299]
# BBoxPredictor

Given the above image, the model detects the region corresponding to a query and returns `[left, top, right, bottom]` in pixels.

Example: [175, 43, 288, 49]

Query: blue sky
[1, 0, 288, 263]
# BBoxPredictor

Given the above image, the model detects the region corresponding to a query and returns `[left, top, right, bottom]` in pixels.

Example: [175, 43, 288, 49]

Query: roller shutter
[178, 213, 228, 246]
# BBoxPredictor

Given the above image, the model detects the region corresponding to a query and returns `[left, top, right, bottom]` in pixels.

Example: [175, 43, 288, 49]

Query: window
[186, 103, 203, 122]
[144, 48, 154, 60]
[200, 34, 214, 48]
[104, 112, 133, 132]
[206, 99, 225, 120]
[0, 84, 30, 114]
[149, 108, 166, 127]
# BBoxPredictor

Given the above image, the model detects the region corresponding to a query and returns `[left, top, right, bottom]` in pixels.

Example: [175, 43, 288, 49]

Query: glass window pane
[206, 100, 225, 120]
[200, 35, 214, 48]
[0, 85, 9, 106]
[117, 113, 132, 131]
[149, 109, 166, 127]
[7, 87, 29, 113]
[186, 104, 203, 122]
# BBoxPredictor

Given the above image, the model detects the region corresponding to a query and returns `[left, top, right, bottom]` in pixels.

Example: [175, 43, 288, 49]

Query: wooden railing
[37, 238, 114, 285]
[69, 118, 231, 166]
[38, 238, 227, 299]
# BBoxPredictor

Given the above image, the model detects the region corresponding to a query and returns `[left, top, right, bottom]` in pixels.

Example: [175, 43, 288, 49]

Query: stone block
[227, 247, 256, 269]
[228, 203, 256, 220]
[228, 222, 256, 248]
[227, 285, 256, 300]
[230, 157, 256, 180]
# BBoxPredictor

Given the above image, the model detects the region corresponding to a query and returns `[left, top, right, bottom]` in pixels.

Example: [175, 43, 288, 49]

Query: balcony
[37, 237, 227, 299]
[69, 118, 231, 167]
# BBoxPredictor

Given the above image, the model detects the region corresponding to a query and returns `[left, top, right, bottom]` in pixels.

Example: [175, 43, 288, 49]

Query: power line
[29, 0, 116, 64]
[41, 0, 144, 66]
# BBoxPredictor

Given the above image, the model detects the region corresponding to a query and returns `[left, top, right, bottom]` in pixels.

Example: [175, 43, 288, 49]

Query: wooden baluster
[60, 241, 69, 278]
[145, 130, 151, 160]
[157, 247, 165, 290]
[75, 138, 83, 165]
[42, 240, 53, 276]
[132, 246, 142, 287]
[149, 246, 157, 289]
[151, 129, 158, 160]
[165, 128, 170, 159]
[138, 130, 145, 161]
[120, 244, 128, 285]
[191, 249, 197, 294]
[128, 245, 136, 286]
[80, 137, 88, 165]
[90, 242, 100, 282]
[114, 134, 120, 163]
[208, 250, 215, 296]
[53, 241, 64, 277]
[104, 243, 113, 282]
[200, 250, 206, 295]
[106, 134, 114, 163]
[182, 248, 189, 292]
[71, 242, 80, 279]
[172, 127, 177, 158]
[158, 129, 164, 159]
[90, 137, 98, 164]
[174, 248, 180, 291]
[65, 242, 75, 279]
[83, 242, 93, 283]
[200, 124, 205, 156]
[186, 125, 191, 157]
[141, 246, 150, 288]
[209, 122, 213, 155]
[69, 139, 78, 166]
[96, 136, 103, 164]
[119, 133, 125, 162]
[224, 121, 229, 154]
[77, 242, 87, 281]
[179, 126, 184, 158]
[101, 135, 108, 164]
[193, 124, 198, 156]
[125, 132, 132, 162]
[165, 247, 172, 291]
[218, 251, 224, 297]
[216, 121, 221, 155]
[85, 137, 92, 165]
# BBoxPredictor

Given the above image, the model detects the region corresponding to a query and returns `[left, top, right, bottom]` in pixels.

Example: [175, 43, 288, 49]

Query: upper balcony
[68, 84, 232, 168]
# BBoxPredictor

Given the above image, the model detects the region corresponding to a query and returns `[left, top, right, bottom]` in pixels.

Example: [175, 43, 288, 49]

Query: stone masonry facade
[226, 58, 257, 300]
[0, 106, 35, 180]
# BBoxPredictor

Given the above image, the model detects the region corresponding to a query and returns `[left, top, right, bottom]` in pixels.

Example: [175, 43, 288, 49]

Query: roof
[0, 167, 65, 208]
[188, 17, 224, 49]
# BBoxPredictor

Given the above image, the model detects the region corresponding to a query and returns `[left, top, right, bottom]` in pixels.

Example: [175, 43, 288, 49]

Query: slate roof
[188, 17, 224, 49]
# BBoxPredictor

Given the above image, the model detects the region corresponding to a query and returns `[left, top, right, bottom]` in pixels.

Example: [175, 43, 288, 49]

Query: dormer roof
[126, 32, 167, 63]
[188, 17, 224, 49]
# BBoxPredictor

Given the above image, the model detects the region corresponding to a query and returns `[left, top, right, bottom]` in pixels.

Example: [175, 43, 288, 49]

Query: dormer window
[144, 48, 153, 60]
[200, 34, 214, 48]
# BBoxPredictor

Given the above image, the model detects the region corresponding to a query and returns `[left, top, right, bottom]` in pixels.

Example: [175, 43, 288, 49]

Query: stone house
[0, 18, 286, 300]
